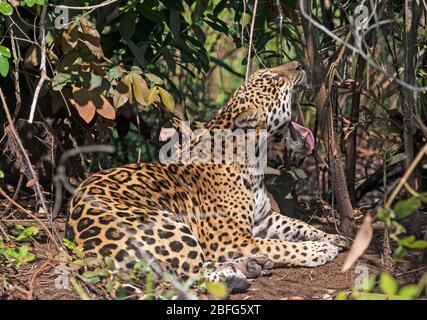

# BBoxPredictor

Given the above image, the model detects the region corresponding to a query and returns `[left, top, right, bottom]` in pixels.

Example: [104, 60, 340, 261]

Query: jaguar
[65, 61, 350, 294]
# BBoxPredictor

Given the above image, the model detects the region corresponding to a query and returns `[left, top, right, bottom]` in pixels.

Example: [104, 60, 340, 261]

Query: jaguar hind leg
[68, 203, 256, 295]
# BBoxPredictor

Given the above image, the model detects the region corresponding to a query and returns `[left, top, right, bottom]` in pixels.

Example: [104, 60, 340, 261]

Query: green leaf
[83, 268, 109, 278]
[63, 238, 77, 250]
[119, 10, 136, 40]
[357, 274, 376, 293]
[169, 10, 181, 37]
[406, 240, 427, 249]
[0, 55, 9, 77]
[70, 278, 90, 300]
[15, 225, 39, 242]
[82, 272, 101, 284]
[394, 198, 420, 218]
[52, 72, 72, 91]
[240, 12, 251, 26]
[108, 66, 123, 81]
[23, 0, 43, 7]
[335, 292, 347, 300]
[379, 272, 398, 296]
[206, 281, 227, 299]
[106, 278, 114, 293]
[115, 287, 126, 300]
[392, 245, 407, 260]
[419, 192, 427, 203]
[0, 2, 13, 16]
[288, 168, 308, 180]
[23, 0, 36, 7]
[210, 56, 245, 78]
[162, 47, 176, 74]
[376, 207, 393, 220]
[398, 285, 419, 299]
[104, 257, 116, 270]
[399, 235, 416, 246]
[130, 73, 151, 106]
[63, 238, 84, 258]
[192, 0, 208, 22]
[0, 45, 11, 58]
[0, 170, 4, 178]
[145, 73, 163, 85]
[192, 25, 206, 45]
[161, 289, 176, 300]
[124, 39, 147, 67]
[1, 245, 37, 268]
[80, 72, 103, 91]
[157, 87, 175, 111]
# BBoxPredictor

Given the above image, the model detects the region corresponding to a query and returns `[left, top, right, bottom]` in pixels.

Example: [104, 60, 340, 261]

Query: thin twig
[245, 0, 259, 82]
[28, 5, 48, 124]
[8, 27, 22, 120]
[0, 186, 55, 242]
[385, 143, 427, 208]
[48, 0, 119, 10]
[1, 173, 24, 218]
[275, 0, 284, 64]
[0, 222, 10, 242]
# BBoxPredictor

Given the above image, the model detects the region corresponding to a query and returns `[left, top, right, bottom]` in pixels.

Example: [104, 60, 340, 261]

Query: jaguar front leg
[220, 234, 341, 268]
[252, 211, 351, 249]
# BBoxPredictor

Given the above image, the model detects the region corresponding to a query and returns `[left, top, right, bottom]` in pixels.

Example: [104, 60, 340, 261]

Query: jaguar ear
[234, 108, 265, 129]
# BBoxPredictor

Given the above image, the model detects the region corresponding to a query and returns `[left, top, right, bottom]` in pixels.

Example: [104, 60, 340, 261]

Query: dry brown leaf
[122, 75, 133, 104]
[78, 19, 104, 59]
[61, 23, 79, 54]
[24, 44, 41, 68]
[79, 35, 104, 59]
[72, 87, 96, 124]
[96, 95, 116, 120]
[80, 18, 101, 43]
[26, 178, 38, 188]
[341, 214, 373, 272]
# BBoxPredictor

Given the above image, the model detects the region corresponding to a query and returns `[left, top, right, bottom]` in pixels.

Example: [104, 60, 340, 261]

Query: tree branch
[28, 4, 48, 124]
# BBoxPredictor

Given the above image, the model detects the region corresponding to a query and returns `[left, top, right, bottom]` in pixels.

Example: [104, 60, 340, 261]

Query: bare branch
[28, 5, 48, 124]
[48, 0, 120, 11]
[245, 0, 259, 82]
[298, 0, 427, 92]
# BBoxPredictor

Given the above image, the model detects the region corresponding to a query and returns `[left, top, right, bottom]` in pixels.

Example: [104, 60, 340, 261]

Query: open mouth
[289, 121, 315, 151]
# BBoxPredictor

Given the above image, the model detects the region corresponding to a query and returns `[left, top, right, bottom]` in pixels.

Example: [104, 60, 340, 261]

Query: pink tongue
[291, 122, 316, 150]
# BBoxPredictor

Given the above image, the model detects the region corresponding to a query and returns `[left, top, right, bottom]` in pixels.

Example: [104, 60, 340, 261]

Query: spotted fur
[66, 61, 350, 292]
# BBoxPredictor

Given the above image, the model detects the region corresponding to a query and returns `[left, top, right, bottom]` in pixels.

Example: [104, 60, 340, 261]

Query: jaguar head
[209, 61, 307, 135]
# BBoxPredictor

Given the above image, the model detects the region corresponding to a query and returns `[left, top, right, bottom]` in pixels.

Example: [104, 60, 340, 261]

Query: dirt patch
[231, 252, 369, 300]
